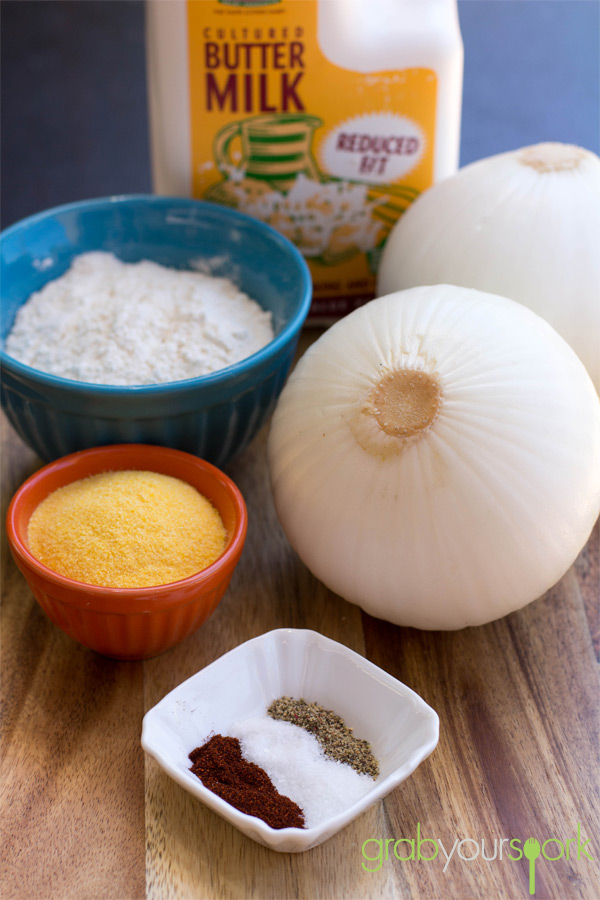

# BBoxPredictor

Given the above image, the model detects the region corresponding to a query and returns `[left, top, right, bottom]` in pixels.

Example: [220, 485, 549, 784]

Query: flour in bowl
[4, 252, 275, 385]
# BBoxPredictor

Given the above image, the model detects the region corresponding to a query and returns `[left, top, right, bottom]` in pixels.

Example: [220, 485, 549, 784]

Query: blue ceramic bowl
[0, 196, 312, 465]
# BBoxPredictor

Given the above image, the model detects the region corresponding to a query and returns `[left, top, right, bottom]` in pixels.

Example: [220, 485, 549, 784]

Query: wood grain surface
[1, 333, 599, 900]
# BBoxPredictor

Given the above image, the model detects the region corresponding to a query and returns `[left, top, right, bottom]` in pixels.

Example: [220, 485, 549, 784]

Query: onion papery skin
[267, 285, 600, 630]
[377, 143, 600, 394]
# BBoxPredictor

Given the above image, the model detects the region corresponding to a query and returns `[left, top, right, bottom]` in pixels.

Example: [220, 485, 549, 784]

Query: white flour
[4, 252, 274, 385]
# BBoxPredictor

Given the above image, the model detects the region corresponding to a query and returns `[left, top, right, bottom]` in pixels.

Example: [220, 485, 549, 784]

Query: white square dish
[141, 628, 439, 852]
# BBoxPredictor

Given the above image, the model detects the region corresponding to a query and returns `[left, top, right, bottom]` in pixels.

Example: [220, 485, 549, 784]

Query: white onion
[377, 143, 600, 393]
[268, 285, 600, 630]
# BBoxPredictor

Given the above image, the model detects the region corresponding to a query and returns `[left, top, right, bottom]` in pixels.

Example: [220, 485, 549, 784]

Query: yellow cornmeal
[27, 470, 227, 588]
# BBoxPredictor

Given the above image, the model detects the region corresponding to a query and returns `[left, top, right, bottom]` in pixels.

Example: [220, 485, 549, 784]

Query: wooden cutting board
[1, 335, 598, 900]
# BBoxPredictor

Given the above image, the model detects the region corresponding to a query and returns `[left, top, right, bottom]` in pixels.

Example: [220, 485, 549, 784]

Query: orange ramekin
[6, 444, 247, 659]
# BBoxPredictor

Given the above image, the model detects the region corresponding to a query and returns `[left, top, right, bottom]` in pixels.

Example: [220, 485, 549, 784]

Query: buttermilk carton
[146, 0, 463, 323]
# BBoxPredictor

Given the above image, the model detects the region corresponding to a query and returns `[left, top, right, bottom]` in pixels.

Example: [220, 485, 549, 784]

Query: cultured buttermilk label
[187, 0, 437, 322]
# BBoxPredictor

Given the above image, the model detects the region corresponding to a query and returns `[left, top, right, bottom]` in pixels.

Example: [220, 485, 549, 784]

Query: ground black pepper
[188, 734, 305, 829]
[267, 697, 380, 778]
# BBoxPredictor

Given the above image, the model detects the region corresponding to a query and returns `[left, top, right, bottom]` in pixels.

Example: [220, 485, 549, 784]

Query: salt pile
[232, 715, 376, 828]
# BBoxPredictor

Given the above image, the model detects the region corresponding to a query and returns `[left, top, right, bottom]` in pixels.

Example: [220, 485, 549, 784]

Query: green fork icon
[523, 837, 541, 894]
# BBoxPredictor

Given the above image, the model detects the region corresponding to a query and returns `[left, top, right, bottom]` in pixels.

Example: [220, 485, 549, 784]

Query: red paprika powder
[189, 734, 305, 830]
